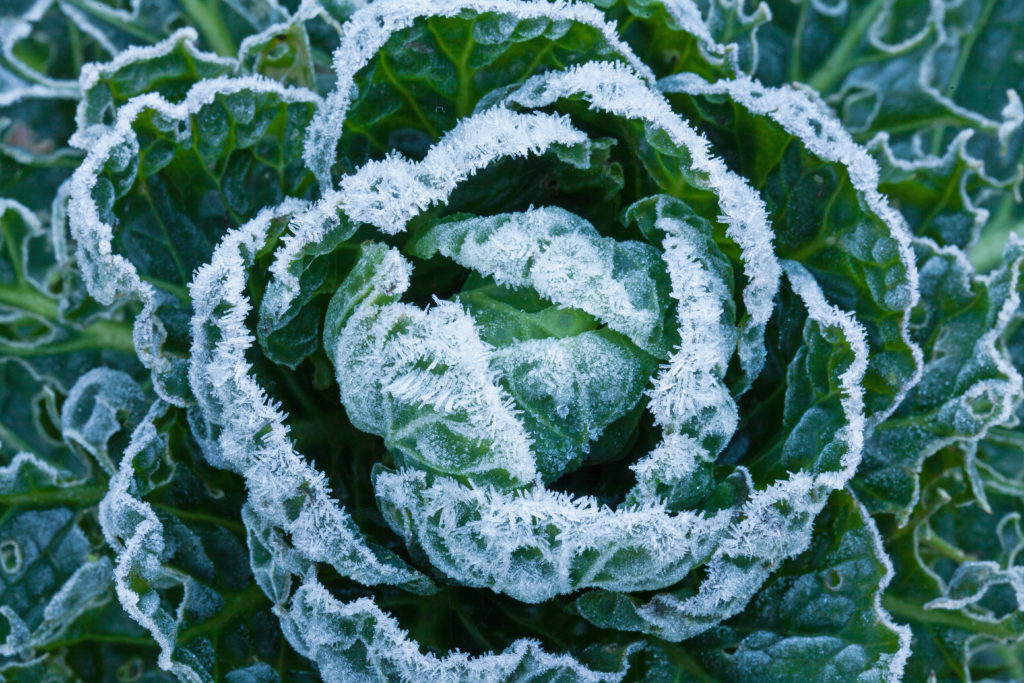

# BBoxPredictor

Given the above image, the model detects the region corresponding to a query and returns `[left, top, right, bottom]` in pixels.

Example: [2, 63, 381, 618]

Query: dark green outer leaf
[659, 73, 920, 423]
[880, 445, 1024, 682]
[1, 200, 137, 393]
[855, 238, 1024, 520]
[99, 397, 319, 683]
[0, 366, 166, 682]
[753, 0, 1024, 260]
[302, 0, 661, 185]
[640, 489, 910, 683]
[72, 27, 234, 150]
[69, 77, 320, 404]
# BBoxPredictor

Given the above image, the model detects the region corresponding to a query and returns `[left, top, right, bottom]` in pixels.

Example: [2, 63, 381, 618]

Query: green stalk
[179, 0, 237, 57]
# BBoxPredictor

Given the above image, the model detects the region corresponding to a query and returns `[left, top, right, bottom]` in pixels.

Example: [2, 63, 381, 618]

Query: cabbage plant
[1, 0, 1023, 681]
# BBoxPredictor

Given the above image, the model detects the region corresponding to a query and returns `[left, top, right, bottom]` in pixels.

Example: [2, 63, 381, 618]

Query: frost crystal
[497, 61, 780, 387]
[304, 0, 657, 184]
[68, 74, 322, 405]
[327, 244, 539, 485]
[188, 205, 434, 594]
[341, 109, 589, 234]
[13, 0, 993, 678]
[414, 207, 672, 355]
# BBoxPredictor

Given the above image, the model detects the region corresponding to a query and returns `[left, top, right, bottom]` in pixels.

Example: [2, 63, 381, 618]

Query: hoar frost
[9, 0, 1024, 681]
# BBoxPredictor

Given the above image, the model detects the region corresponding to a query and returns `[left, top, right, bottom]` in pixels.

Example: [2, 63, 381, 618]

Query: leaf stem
[150, 503, 246, 536]
[920, 530, 974, 563]
[377, 53, 440, 139]
[179, 0, 237, 58]
[807, 0, 888, 94]
[179, 582, 268, 642]
[0, 483, 108, 508]
[787, 0, 811, 83]
[881, 595, 1014, 639]
[0, 282, 136, 355]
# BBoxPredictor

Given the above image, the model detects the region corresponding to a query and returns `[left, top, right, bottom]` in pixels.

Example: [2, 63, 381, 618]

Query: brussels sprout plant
[2, 0, 1023, 681]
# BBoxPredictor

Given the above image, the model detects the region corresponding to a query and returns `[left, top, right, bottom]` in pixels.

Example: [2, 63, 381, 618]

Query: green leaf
[69, 77, 320, 403]
[412, 206, 676, 356]
[2, 1, 110, 89]
[587, 0, 741, 79]
[619, 193, 740, 510]
[73, 28, 234, 149]
[277, 572, 633, 682]
[879, 446, 1024, 682]
[0, 198, 138, 403]
[238, 21, 318, 90]
[660, 74, 919, 422]
[189, 208, 434, 595]
[190, 200, 628, 680]
[99, 397, 319, 682]
[257, 126, 625, 372]
[575, 262, 869, 641]
[486, 326, 657, 481]
[256, 204, 356, 369]
[1, 171, 155, 679]
[854, 238, 1024, 520]
[867, 131, 1011, 250]
[754, 0, 1024, 260]
[453, 271, 658, 481]
[82, 84, 317, 291]
[690, 0, 771, 75]
[325, 241, 540, 487]
[304, 0, 659, 183]
[412, 207, 666, 480]
[646, 490, 911, 683]
[0, 94, 80, 216]
[0, 367, 157, 680]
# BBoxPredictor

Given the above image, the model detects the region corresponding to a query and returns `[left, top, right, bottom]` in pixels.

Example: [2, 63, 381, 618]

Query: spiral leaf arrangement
[3, 0, 1024, 681]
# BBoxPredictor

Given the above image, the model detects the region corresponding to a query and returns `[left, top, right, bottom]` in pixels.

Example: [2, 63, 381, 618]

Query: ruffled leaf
[99, 396, 319, 682]
[646, 490, 911, 682]
[855, 238, 1024, 520]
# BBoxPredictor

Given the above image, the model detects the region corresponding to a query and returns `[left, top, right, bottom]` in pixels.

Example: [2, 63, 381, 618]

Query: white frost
[331, 247, 539, 485]
[68, 75, 321, 405]
[498, 61, 779, 388]
[341, 108, 588, 234]
[375, 468, 733, 602]
[304, 0, 657, 184]
[416, 206, 670, 354]
[660, 72, 922, 425]
[283, 577, 632, 682]
[188, 203, 432, 593]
